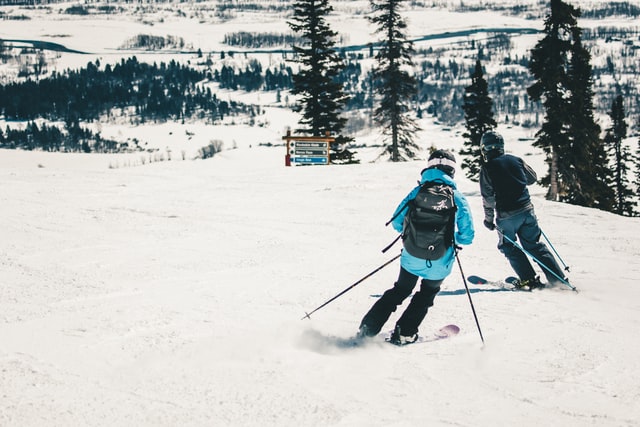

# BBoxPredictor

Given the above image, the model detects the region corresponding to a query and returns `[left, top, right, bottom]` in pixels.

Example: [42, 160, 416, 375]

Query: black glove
[483, 219, 496, 231]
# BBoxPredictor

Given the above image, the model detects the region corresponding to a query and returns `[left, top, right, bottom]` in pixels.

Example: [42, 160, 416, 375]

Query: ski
[384, 324, 460, 346]
[300, 324, 460, 351]
[467, 275, 531, 291]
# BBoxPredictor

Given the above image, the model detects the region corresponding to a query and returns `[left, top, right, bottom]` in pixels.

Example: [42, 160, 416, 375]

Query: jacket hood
[420, 168, 457, 189]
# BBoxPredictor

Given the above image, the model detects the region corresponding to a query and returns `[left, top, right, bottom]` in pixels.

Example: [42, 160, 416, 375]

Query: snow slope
[1, 133, 640, 426]
[2, 1, 640, 425]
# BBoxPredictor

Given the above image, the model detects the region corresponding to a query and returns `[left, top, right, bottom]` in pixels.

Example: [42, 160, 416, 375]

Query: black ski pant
[359, 266, 442, 337]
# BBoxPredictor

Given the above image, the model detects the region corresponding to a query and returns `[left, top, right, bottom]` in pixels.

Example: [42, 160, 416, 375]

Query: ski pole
[454, 247, 485, 345]
[497, 228, 577, 292]
[540, 229, 570, 272]
[301, 253, 401, 320]
[381, 234, 402, 253]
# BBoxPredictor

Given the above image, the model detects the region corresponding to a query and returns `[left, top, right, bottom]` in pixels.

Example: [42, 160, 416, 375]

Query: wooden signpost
[282, 131, 334, 166]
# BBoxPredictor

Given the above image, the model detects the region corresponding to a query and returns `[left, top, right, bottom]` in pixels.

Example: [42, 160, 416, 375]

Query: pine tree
[461, 59, 497, 181]
[527, 0, 577, 200]
[369, 0, 420, 162]
[288, 0, 357, 164]
[563, 26, 614, 210]
[605, 95, 636, 216]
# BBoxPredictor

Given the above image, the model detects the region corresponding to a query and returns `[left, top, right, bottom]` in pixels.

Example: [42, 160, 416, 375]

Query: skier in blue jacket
[357, 150, 474, 345]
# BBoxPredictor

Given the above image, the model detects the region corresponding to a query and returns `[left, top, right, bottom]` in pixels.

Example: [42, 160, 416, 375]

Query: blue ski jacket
[390, 168, 475, 280]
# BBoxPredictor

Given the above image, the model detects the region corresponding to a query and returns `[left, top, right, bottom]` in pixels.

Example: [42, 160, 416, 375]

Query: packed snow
[2, 1, 640, 426]
[2, 120, 640, 426]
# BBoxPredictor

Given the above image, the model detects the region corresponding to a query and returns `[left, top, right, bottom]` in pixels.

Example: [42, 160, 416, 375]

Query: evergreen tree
[604, 95, 636, 216]
[461, 59, 496, 181]
[288, 0, 357, 164]
[563, 26, 614, 210]
[527, 0, 577, 200]
[370, 0, 420, 161]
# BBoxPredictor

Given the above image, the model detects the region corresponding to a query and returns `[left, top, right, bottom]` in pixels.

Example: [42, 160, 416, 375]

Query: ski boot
[512, 276, 544, 291]
[387, 325, 419, 346]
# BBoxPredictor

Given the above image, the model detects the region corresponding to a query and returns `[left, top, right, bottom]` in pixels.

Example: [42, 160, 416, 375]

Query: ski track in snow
[1, 143, 640, 426]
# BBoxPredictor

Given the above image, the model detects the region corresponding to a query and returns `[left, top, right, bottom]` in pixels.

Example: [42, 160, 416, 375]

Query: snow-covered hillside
[3, 0, 639, 148]
[1, 130, 640, 426]
[1, 2, 640, 425]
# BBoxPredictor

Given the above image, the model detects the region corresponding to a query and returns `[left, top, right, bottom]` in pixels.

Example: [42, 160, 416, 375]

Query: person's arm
[453, 191, 474, 245]
[479, 167, 496, 226]
[390, 186, 420, 233]
[522, 160, 537, 185]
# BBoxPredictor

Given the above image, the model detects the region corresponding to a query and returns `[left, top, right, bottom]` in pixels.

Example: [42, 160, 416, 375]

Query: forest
[0, 57, 256, 151]
[0, 1, 639, 161]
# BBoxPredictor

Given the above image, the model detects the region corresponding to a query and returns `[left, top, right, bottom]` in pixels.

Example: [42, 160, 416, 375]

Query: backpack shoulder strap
[385, 182, 422, 226]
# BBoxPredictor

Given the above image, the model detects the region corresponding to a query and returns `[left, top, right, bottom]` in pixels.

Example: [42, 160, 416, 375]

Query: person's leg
[394, 278, 443, 337]
[497, 214, 536, 281]
[359, 267, 418, 336]
[517, 209, 565, 284]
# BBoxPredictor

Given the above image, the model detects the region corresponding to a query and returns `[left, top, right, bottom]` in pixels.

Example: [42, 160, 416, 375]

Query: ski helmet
[425, 149, 456, 177]
[480, 131, 505, 161]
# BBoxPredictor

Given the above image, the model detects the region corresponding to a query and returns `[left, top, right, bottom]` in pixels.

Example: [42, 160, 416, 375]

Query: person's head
[481, 131, 505, 161]
[425, 149, 456, 178]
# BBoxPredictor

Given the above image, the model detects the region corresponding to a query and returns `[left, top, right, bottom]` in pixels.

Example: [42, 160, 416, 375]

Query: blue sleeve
[390, 186, 420, 233]
[453, 190, 475, 245]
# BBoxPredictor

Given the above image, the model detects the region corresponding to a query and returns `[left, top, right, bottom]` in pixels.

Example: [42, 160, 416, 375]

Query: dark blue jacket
[480, 154, 537, 222]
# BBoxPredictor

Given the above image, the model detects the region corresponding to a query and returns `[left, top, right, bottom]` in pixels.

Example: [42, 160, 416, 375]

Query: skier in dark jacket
[479, 131, 567, 289]
[357, 150, 474, 345]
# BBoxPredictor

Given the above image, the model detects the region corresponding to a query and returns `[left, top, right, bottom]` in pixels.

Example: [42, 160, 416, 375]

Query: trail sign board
[290, 156, 329, 164]
[282, 131, 334, 166]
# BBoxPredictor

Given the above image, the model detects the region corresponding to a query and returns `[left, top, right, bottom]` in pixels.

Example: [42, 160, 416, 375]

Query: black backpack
[401, 181, 457, 260]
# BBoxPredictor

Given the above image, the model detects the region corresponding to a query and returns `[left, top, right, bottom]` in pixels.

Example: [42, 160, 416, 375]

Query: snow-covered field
[2, 1, 640, 425]
[2, 126, 640, 426]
